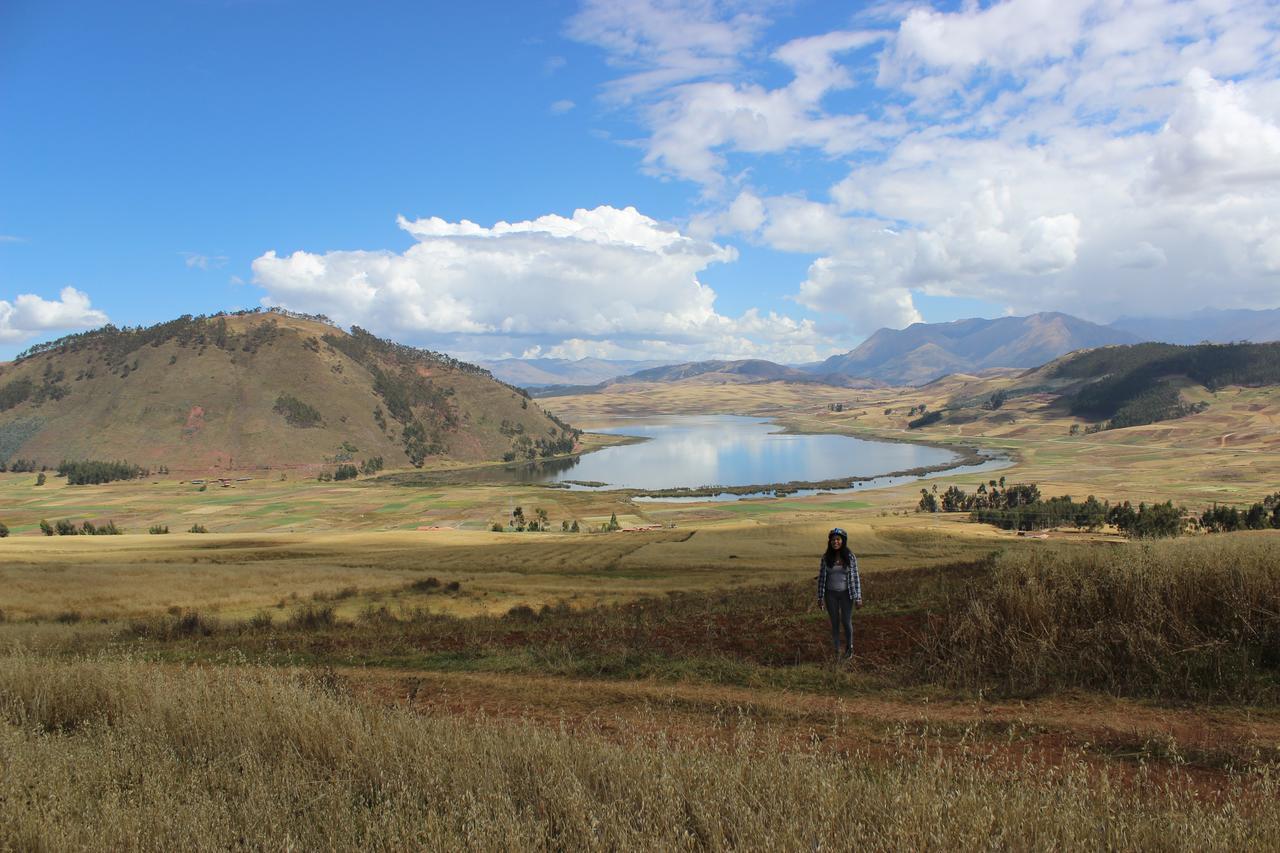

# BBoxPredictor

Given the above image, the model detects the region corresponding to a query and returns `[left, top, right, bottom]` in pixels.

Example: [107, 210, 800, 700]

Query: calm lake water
[497, 415, 962, 491]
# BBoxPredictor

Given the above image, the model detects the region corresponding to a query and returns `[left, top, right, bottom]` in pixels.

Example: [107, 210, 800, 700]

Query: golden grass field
[3, 377, 1279, 848]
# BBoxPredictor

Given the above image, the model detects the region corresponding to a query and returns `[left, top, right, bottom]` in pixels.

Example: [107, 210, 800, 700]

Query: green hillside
[0, 310, 578, 474]
[1052, 341, 1280, 427]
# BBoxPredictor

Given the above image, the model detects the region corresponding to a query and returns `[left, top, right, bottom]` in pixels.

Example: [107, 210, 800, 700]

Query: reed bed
[923, 535, 1280, 700]
[2, 653, 1279, 851]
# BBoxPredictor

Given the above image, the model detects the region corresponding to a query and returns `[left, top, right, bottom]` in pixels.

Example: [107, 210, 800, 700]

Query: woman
[817, 527, 862, 659]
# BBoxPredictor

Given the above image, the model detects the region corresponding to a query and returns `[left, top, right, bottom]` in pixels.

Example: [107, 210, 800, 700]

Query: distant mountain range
[534, 359, 883, 397]
[812, 312, 1139, 385]
[479, 357, 674, 387]
[1108, 308, 1280, 346]
[523, 307, 1279, 392]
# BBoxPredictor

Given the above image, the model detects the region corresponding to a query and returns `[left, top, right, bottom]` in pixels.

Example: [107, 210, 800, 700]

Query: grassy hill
[0, 310, 577, 473]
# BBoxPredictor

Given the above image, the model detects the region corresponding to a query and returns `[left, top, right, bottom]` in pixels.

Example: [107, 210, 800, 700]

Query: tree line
[919, 478, 1279, 539]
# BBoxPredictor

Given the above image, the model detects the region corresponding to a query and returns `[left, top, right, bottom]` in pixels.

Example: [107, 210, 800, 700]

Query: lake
[488, 415, 983, 493]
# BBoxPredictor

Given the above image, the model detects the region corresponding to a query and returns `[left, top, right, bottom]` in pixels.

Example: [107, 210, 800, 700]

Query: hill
[910, 341, 1280, 433]
[816, 312, 1138, 385]
[0, 310, 577, 473]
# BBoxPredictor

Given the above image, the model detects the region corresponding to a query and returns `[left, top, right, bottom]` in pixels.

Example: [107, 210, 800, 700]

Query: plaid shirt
[817, 554, 861, 603]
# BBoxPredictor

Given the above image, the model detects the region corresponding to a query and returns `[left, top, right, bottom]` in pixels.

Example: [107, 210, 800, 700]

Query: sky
[2, 0, 1279, 364]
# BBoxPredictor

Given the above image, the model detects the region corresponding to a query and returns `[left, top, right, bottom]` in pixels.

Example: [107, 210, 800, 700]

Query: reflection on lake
[482, 415, 961, 490]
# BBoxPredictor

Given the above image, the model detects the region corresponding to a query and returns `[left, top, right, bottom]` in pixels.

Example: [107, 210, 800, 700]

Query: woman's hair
[823, 540, 852, 567]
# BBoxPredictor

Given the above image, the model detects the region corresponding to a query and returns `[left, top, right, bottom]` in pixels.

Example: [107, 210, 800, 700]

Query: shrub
[445, 581, 460, 593]
[35, 472, 45, 486]
[0, 522, 7, 538]
[188, 524, 208, 534]
[491, 522, 504, 532]
[408, 577, 441, 592]
[149, 524, 170, 534]
[287, 605, 337, 630]
[39, 519, 53, 536]
[505, 604, 537, 621]
[333, 464, 358, 481]
[247, 611, 274, 630]
[54, 519, 77, 536]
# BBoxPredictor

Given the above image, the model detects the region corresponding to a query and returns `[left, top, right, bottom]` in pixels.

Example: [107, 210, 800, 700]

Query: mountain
[0, 311, 577, 473]
[480, 357, 676, 387]
[1108, 308, 1280, 345]
[534, 358, 885, 397]
[817, 312, 1139, 385]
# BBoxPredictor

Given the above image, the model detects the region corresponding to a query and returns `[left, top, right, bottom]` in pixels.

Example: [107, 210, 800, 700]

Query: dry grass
[923, 533, 1280, 700]
[0, 522, 998, 621]
[3, 653, 1279, 850]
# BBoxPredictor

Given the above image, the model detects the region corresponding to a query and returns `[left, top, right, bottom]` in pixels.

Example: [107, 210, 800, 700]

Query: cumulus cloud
[570, 0, 1280, 326]
[252, 205, 828, 362]
[0, 287, 109, 344]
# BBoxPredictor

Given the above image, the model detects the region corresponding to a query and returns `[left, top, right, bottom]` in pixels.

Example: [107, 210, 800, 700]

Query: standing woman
[817, 527, 862, 659]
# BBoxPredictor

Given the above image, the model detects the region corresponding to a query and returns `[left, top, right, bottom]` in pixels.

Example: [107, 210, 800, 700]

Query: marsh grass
[3, 653, 1279, 851]
[923, 535, 1280, 700]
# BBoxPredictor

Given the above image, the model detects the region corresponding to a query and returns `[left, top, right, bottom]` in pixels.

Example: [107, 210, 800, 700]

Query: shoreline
[382, 414, 1018, 498]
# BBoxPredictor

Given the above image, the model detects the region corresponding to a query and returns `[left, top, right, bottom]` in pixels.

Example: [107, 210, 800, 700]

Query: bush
[333, 464, 359, 481]
[408, 577, 441, 592]
[35, 472, 45, 486]
[188, 524, 208, 534]
[54, 519, 77, 536]
[287, 605, 337, 631]
[39, 519, 53, 536]
[491, 522, 504, 532]
[149, 524, 170, 534]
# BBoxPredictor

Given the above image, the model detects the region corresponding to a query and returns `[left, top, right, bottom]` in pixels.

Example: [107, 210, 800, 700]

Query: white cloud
[0, 287, 109, 344]
[550, 99, 576, 114]
[570, 0, 1280, 326]
[252, 205, 830, 362]
[0, 235, 27, 244]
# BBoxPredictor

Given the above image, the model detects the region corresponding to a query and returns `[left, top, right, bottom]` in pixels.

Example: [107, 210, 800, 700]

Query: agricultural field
[3, 380, 1279, 848]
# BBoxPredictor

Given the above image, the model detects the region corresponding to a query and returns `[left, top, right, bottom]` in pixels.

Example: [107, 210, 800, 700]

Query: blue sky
[3, 0, 1279, 362]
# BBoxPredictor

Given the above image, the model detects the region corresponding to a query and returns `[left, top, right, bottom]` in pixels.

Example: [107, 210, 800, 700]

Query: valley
[3, 334, 1280, 848]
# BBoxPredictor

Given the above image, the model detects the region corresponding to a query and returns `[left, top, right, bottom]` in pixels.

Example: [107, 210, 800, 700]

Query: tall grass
[2, 653, 1278, 850]
[923, 535, 1280, 700]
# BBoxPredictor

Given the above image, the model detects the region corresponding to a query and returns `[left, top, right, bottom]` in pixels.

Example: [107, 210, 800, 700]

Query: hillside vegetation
[0, 310, 577, 472]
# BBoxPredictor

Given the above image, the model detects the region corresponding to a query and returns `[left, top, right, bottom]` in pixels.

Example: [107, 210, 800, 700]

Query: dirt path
[341, 667, 1280, 784]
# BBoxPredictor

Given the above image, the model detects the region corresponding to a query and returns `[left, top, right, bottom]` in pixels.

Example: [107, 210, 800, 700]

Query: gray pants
[824, 592, 853, 654]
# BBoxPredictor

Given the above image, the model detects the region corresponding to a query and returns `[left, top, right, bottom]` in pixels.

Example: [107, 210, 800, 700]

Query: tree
[607, 512, 621, 531]
[0, 522, 8, 538]
[35, 472, 46, 486]
[570, 520, 580, 533]
[39, 519, 54, 536]
[917, 488, 939, 513]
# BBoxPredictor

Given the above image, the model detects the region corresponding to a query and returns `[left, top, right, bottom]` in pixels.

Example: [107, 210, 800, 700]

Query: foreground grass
[3, 654, 1279, 851]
